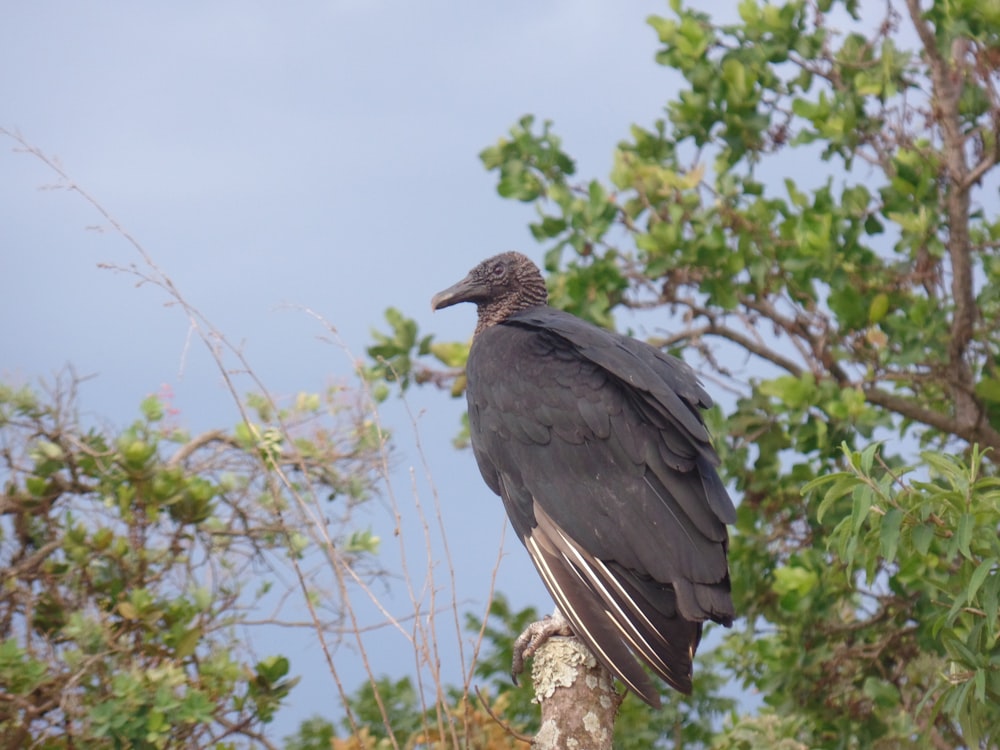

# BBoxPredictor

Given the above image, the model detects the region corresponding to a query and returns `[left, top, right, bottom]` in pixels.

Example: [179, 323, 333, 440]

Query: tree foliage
[0, 374, 382, 748]
[367, 0, 1000, 746]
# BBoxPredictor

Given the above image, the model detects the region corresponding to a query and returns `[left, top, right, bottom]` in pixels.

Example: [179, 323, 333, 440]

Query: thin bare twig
[474, 686, 533, 745]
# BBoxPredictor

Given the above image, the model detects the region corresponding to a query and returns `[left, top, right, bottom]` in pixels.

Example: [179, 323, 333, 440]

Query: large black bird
[432, 252, 735, 707]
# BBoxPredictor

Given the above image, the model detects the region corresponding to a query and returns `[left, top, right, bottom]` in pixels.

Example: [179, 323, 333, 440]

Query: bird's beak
[431, 273, 486, 311]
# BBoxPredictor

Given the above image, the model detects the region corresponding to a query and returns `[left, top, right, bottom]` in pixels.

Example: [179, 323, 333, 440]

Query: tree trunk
[529, 636, 621, 750]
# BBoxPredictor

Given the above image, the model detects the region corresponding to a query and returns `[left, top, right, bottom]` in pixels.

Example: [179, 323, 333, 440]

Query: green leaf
[975, 668, 986, 702]
[530, 215, 568, 240]
[868, 292, 890, 323]
[956, 513, 975, 559]
[173, 627, 202, 659]
[983, 570, 1000, 635]
[943, 632, 979, 668]
[810, 473, 857, 523]
[429, 341, 469, 368]
[912, 523, 935, 556]
[975, 377, 1000, 404]
[862, 676, 899, 708]
[758, 373, 816, 408]
[141, 394, 164, 422]
[851, 485, 872, 534]
[967, 559, 996, 604]
[879, 507, 904, 563]
[34, 439, 65, 461]
[256, 655, 291, 685]
[859, 441, 881, 475]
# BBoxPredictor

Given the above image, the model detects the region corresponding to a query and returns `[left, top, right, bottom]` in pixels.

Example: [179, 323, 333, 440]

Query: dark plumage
[432, 251, 735, 707]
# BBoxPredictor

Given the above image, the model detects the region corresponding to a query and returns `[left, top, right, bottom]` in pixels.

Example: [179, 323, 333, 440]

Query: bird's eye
[492, 263, 506, 278]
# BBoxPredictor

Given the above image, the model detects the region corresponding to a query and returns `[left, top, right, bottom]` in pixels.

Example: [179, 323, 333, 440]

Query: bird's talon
[510, 614, 574, 682]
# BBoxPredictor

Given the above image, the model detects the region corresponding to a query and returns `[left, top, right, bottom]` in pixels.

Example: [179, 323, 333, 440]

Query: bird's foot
[511, 611, 573, 685]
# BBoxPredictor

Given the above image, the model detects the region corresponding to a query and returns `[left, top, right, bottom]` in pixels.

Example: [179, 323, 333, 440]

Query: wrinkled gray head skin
[431, 252, 548, 334]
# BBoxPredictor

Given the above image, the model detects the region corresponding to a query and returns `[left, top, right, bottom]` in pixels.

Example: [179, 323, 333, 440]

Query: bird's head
[431, 252, 547, 332]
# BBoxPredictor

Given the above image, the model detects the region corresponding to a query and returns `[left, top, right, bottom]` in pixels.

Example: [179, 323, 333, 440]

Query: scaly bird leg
[511, 609, 573, 684]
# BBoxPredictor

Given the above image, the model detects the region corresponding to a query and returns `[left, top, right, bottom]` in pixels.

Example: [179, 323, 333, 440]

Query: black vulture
[431, 251, 735, 707]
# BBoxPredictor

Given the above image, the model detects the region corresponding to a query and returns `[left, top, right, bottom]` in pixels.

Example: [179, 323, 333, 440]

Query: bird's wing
[508, 307, 737, 525]
[466, 316, 734, 626]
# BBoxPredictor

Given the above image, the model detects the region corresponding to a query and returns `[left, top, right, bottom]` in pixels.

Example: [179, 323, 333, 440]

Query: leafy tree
[366, 0, 1000, 746]
[0, 374, 382, 748]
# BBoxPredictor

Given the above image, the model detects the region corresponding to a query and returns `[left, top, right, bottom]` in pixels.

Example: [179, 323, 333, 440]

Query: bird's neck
[475, 298, 545, 336]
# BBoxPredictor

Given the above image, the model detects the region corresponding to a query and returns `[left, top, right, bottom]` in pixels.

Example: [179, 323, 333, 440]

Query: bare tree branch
[864, 385, 1000, 453]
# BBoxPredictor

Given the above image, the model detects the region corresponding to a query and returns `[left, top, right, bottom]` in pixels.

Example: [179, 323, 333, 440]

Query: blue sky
[1, 1, 719, 411]
[2, 0, 756, 740]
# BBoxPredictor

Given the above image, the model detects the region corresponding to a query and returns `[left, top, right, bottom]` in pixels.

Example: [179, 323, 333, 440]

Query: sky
[2, 0, 752, 741]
